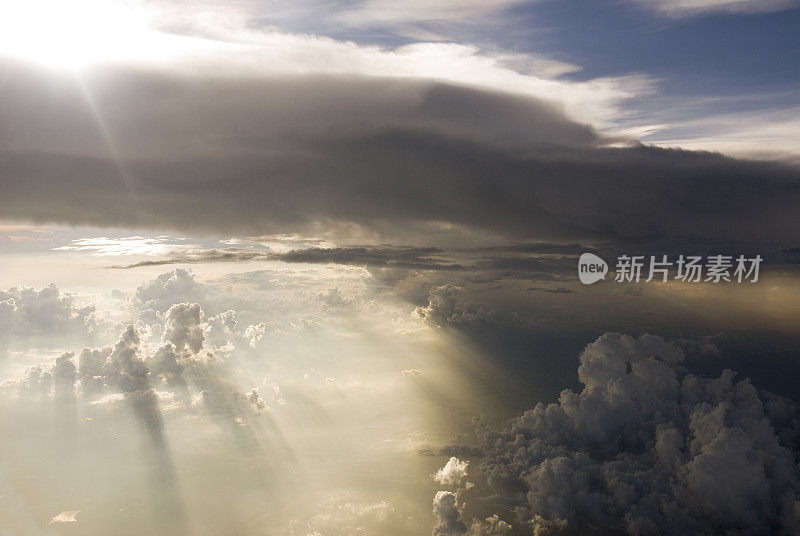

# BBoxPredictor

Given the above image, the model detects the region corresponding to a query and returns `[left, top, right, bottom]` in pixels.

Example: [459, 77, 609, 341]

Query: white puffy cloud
[466, 515, 512, 536]
[162, 302, 205, 355]
[478, 333, 800, 535]
[18, 363, 52, 398]
[317, 287, 351, 308]
[416, 285, 492, 327]
[5, 323, 188, 401]
[434, 456, 469, 487]
[77, 346, 112, 398]
[213, 309, 239, 335]
[0, 298, 16, 332]
[150, 342, 185, 387]
[0, 283, 95, 337]
[244, 323, 267, 348]
[576, 332, 683, 395]
[291, 498, 404, 536]
[246, 387, 266, 412]
[134, 269, 206, 314]
[105, 325, 150, 394]
[4, 297, 270, 405]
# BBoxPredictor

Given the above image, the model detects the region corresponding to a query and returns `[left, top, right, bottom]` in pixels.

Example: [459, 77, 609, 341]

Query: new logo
[578, 253, 608, 285]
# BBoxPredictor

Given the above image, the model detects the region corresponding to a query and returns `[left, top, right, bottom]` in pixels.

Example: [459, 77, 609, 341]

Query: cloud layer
[3, 56, 799, 247]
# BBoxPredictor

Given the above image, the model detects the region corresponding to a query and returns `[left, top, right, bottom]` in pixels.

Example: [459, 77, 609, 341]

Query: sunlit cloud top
[53, 236, 195, 256]
[0, 0, 172, 67]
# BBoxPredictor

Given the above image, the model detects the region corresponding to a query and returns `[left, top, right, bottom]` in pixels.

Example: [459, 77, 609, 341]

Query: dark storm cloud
[114, 250, 271, 268]
[271, 246, 457, 268]
[111, 246, 464, 270]
[2, 57, 800, 246]
[526, 286, 573, 293]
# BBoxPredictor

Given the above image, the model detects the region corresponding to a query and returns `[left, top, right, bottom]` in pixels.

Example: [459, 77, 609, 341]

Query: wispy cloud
[642, 106, 800, 161]
[628, 0, 800, 16]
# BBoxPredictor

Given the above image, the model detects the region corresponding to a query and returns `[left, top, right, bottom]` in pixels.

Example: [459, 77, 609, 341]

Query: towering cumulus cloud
[134, 269, 207, 314]
[480, 333, 800, 535]
[162, 302, 205, 355]
[433, 490, 467, 536]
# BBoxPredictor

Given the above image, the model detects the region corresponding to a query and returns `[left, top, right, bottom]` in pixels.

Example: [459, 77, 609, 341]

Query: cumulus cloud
[416, 285, 493, 327]
[78, 347, 112, 398]
[52, 351, 77, 400]
[0, 283, 95, 338]
[18, 364, 52, 398]
[467, 515, 513, 536]
[162, 302, 205, 355]
[134, 269, 206, 315]
[214, 309, 239, 335]
[5, 317, 241, 420]
[2, 312, 281, 457]
[675, 333, 724, 359]
[246, 387, 266, 412]
[150, 342, 185, 387]
[478, 332, 800, 535]
[317, 287, 351, 308]
[434, 457, 469, 487]
[3, 325, 159, 400]
[432, 491, 467, 536]
[105, 325, 150, 394]
[15, 320, 192, 400]
[291, 498, 404, 536]
[244, 323, 267, 348]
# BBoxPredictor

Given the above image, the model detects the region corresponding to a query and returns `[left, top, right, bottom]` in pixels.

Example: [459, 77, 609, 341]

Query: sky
[1, 1, 800, 535]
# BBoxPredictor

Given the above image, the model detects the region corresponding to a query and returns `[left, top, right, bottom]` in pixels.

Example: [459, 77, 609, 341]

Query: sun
[0, 0, 170, 68]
